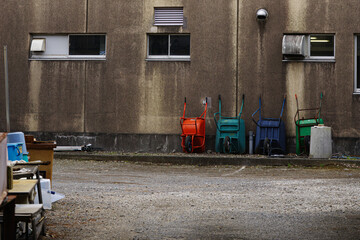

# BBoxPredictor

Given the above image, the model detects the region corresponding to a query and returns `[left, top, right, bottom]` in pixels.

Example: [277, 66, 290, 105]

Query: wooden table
[1, 201, 45, 240]
[0, 195, 16, 240]
[12, 165, 43, 204]
[8, 180, 38, 204]
[15, 204, 45, 240]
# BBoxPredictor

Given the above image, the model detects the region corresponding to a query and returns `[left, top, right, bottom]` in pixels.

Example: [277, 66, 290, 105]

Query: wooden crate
[26, 140, 56, 186]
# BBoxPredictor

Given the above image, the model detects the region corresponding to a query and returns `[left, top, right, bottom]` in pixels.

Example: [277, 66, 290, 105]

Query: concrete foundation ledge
[54, 152, 360, 167]
[24, 132, 360, 155]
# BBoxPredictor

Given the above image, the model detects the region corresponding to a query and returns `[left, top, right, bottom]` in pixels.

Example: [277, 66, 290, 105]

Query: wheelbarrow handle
[214, 112, 221, 130]
[182, 97, 187, 118]
[238, 94, 245, 117]
[200, 98, 208, 119]
[252, 107, 261, 126]
[279, 95, 286, 119]
[252, 96, 262, 126]
[295, 93, 300, 115]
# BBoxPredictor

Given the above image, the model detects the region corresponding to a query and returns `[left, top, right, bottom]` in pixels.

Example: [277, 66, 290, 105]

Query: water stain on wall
[286, 0, 308, 32]
[26, 62, 43, 131]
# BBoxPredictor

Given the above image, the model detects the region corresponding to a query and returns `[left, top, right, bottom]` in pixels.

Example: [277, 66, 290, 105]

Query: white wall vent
[154, 7, 183, 26]
[30, 38, 46, 52]
[282, 35, 307, 57]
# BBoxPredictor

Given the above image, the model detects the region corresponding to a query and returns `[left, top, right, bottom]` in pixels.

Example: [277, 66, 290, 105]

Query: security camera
[256, 9, 268, 21]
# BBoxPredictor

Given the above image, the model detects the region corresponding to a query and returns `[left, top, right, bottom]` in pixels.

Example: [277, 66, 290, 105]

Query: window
[30, 34, 106, 60]
[309, 35, 334, 58]
[147, 34, 190, 61]
[282, 34, 335, 61]
[354, 35, 360, 93]
[154, 7, 183, 26]
[69, 35, 106, 55]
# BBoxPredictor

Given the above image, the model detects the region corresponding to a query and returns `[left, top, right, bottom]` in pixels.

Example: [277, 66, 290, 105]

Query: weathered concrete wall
[0, 0, 86, 133]
[281, 0, 360, 139]
[82, 0, 236, 135]
[0, 0, 235, 135]
[238, 0, 360, 142]
[0, 0, 359, 153]
[238, 0, 287, 136]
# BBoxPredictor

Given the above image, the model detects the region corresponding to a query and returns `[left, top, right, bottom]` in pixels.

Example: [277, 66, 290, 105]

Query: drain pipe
[235, 0, 239, 115]
[249, 131, 254, 154]
[4, 46, 10, 132]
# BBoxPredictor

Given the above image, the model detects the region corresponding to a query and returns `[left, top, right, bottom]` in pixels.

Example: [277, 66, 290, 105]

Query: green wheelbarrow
[294, 92, 324, 155]
[214, 94, 246, 154]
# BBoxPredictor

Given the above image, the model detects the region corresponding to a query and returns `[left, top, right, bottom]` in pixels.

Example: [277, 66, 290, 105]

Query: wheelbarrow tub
[296, 118, 324, 136]
[181, 118, 206, 153]
[295, 118, 324, 154]
[255, 119, 286, 154]
[215, 118, 246, 153]
[181, 118, 205, 136]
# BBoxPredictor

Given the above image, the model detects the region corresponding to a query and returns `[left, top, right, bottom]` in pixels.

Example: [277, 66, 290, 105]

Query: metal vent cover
[154, 7, 183, 26]
[282, 35, 306, 56]
[30, 38, 46, 52]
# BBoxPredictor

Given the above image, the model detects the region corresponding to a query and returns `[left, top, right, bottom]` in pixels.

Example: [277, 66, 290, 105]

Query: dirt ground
[41, 159, 360, 240]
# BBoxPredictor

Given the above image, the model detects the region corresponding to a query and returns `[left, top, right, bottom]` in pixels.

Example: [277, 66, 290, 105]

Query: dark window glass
[170, 35, 190, 55]
[310, 35, 334, 57]
[149, 35, 168, 55]
[69, 35, 105, 55]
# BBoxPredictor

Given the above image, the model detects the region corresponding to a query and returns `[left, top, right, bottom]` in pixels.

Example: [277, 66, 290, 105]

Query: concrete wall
[0, 0, 359, 153]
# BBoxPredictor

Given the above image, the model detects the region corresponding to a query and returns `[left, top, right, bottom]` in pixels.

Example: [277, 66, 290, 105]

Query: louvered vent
[154, 7, 183, 26]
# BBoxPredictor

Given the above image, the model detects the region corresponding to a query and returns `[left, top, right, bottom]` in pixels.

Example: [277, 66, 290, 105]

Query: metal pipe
[249, 131, 254, 154]
[4, 46, 10, 132]
[235, 0, 239, 116]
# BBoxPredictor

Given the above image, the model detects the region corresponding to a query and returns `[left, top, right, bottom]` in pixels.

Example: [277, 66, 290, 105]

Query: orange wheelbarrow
[180, 97, 208, 153]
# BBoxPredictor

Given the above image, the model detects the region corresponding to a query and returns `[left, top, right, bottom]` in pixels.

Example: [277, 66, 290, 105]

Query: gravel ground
[41, 159, 360, 240]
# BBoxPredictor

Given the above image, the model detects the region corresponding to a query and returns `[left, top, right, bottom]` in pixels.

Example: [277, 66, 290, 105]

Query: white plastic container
[34, 178, 52, 209]
[309, 126, 332, 159]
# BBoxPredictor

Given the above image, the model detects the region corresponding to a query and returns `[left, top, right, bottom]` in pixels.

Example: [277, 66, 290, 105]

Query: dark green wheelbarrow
[214, 95, 246, 154]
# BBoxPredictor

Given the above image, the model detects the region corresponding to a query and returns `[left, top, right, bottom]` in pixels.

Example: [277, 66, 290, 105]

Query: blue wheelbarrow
[252, 95, 286, 155]
[214, 94, 246, 153]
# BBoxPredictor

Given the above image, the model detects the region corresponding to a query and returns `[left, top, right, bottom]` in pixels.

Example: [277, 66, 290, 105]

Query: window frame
[354, 35, 360, 94]
[282, 34, 335, 62]
[29, 34, 107, 61]
[146, 34, 190, 62]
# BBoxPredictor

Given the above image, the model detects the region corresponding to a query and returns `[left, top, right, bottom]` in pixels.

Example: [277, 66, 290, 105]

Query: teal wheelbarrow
[214, 94, 246, 153]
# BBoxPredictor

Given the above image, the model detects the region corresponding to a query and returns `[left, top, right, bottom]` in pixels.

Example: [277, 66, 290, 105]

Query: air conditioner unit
[282, 35, 307, 58]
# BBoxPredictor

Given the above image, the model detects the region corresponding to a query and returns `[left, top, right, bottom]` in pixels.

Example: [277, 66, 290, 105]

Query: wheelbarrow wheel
[185, 136, 192, 153]
[263, 137, 270, 155]
[304, 135, 310, 154]
[224, 136, 230, 153]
